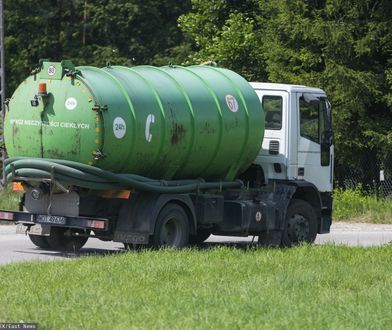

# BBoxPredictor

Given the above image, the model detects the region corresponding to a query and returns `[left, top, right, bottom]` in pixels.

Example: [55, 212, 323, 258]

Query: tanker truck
[0, 60, 333, 250]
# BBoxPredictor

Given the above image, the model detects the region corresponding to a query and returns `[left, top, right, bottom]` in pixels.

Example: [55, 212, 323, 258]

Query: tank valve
[30, 95, 39, 107]
[92, 149, 106, 160]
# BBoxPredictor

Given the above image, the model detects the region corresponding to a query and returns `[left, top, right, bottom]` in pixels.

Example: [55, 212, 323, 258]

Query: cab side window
[263, 95, 282, 130]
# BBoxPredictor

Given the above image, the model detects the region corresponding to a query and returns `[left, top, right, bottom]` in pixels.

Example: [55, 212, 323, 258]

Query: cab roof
[250, 82, 326, 95]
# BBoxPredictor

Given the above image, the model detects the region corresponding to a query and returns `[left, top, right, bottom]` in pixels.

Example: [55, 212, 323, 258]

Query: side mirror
[326, 130, 334, 145]
[321, 130, 333, 146]
[303, 93, 321, 103]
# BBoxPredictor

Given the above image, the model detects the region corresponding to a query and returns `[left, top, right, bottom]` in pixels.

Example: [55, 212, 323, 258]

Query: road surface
[0, 222, 391, 265]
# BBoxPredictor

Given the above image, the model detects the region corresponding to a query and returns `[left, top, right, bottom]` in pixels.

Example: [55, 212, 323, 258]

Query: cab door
[297, 93, 333, 192]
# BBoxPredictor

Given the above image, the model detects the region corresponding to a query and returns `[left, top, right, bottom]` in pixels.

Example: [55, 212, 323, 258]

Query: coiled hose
[5, 157, 243, 193]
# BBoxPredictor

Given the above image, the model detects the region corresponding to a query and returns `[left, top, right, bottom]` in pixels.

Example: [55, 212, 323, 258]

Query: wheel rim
[159, 217, 182, 246]
[287, 214, 310, 243]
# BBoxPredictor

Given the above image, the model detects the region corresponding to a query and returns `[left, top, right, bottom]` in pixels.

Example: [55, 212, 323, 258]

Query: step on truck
[0, 61, 333, 250]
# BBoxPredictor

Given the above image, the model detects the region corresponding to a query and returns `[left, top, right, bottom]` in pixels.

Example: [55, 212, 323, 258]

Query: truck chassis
[0, 178, 332, 250]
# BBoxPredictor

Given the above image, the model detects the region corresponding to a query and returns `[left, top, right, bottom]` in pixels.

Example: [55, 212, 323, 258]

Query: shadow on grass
[13, 246, 126, 259]
[16, 238, 267, 261]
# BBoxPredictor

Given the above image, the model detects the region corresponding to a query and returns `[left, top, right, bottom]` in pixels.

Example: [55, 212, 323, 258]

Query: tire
[46, 227, 90, 252]
[28, 234, 51, 249]
[281, 199, 318, 247]
[152, 203, 190, 248]
[189, 230, 210, 245]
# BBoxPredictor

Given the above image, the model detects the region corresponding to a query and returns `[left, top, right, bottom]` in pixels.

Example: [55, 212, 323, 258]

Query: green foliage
[179, 0, 267, 81]
[0, 188, 21, 211]
[333, 187, 392, 223]
[181, 0, 392, 169]
[1, 246, 392, 328]
[0, 188, 21, 224]
[4, 0, 192, 94]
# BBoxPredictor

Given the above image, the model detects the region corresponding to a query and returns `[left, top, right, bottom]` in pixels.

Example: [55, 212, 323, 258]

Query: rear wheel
[46, 227, 90, 252]
[281, 199, 318, 247]
[152, 203, 190, 248]
[28, 234, 51, 249]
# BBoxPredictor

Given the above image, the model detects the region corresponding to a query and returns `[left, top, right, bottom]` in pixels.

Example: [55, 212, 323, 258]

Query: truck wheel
[152, 203, 190, 248]
[47, 227, 90, 252]
[281, 199, 317, 247]
[28, 234, 51, 249]
[189, 230, 211, 245]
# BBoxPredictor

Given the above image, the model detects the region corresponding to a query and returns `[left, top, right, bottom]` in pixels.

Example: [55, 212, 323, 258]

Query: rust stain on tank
[171, 123, 186, 145]
[12, 125, 19, 148]
[12, 125, 19, 137]
[70, 127, 81, 157]
[45, 148, 64, 159]
[203, 122, 216, 134]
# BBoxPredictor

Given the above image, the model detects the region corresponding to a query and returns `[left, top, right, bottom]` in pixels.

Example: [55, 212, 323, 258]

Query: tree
[180, 0, 392, 172]
[4, 0, 192, 93]
[179, 0, 267, 81]
[262, 0, 392, 170]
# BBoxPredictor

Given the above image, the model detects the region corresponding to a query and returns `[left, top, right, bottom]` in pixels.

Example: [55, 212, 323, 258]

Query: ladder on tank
[0, 0, 6, 187]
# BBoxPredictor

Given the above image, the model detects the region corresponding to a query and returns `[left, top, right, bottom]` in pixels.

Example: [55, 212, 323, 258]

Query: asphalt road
[0, 222, 391, 265]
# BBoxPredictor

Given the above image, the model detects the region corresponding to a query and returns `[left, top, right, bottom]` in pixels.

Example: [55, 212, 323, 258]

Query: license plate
[36, 215, 66, 225]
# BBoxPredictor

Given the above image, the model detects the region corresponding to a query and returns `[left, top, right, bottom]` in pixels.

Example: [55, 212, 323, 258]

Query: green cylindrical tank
[4, 61, 264, 181]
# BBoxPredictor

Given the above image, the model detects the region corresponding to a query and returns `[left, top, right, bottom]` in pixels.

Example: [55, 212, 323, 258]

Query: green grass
[0, 245, 391, 329]
[333, 187, 392, 224]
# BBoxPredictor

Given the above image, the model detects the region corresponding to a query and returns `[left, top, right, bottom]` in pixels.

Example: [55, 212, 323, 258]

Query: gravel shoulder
[331, 222, 392, 231]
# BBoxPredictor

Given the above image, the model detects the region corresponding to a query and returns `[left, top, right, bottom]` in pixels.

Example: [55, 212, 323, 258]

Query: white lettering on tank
[65, 97, 78, 110]
[9, 119, 89, 130]
[225, 94, 239, 113]
[113, 117, 126, 139]
[145, 114, 155, 142]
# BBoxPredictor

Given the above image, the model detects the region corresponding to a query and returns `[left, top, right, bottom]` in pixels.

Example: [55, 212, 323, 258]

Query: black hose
[5, 157, 243, 193]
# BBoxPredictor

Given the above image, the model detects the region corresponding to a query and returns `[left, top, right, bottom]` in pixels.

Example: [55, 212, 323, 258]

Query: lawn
[0, 245, 391, 329]
[333, 187, 392, 224]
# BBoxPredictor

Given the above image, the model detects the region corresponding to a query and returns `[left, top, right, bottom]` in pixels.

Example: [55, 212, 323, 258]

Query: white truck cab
[251, 82, 333, 194]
